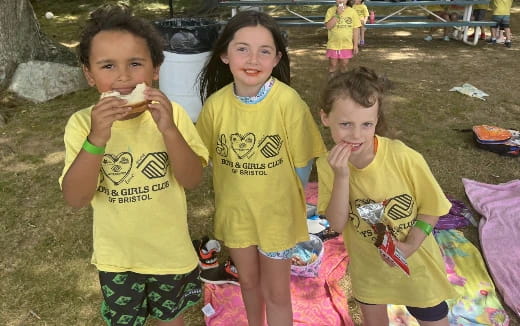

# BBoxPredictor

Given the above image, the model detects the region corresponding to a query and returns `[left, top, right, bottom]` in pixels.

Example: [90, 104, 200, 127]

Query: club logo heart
[101, 152, 133, 185]
[230, 133, 255, 159]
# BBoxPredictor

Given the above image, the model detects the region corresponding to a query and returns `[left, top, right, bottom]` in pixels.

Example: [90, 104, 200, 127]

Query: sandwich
[100, 82, 149, 114]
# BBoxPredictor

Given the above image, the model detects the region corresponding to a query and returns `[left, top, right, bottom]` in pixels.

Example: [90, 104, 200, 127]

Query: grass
[1, 0, 519, 325]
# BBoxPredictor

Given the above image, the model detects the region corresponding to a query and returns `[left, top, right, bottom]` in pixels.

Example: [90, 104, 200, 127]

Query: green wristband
[414, 220, 433, 236]
[82, 138, 105, 155]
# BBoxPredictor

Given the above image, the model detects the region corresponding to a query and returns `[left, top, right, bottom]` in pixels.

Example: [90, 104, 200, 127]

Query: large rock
[8, 60, 89, 103]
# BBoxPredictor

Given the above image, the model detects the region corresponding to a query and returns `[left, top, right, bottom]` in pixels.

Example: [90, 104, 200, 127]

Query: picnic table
[218, 0, 497, 45]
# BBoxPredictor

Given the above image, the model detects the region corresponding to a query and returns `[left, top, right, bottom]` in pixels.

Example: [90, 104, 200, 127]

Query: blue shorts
[98, 268, 201, 325]
[356, 300, 449, 322]
[492, 15, 510, 28]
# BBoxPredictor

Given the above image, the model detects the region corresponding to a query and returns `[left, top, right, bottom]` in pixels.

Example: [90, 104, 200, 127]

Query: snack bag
[357, 202, 410, 276]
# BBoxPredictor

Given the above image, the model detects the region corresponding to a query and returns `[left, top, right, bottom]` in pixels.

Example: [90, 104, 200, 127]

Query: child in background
[469, 2, 489, 41]
[424, 5, 455, 41]
[317, 67, 457, 326]
[353, 0, 370, 46]
[59, 4, 208, 325]
[487, 0, 513, 47]
[324, 0, 361, 77]
[196, 10, 326, 326]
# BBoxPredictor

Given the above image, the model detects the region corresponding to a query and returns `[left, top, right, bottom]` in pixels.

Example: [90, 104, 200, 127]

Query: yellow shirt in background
[325, 6, 362, 50]
[353, 3, 370, 23]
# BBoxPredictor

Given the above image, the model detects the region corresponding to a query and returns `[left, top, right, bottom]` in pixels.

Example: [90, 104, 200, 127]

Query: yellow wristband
[414, 220, 433, 236]
[82, 138, 105, 155]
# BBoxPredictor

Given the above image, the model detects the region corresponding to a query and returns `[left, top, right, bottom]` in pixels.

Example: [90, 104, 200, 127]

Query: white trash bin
[159, 51, 209, 122]
[154, 18, 220, 122]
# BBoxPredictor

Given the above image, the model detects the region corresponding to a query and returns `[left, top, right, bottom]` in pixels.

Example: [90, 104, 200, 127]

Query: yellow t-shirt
[492, 0, 512, 15]
[317, 136, 458, 306]
[59, 103, 209, 274]
[325, 6, 362, 50]
[196, 80, 326, 252]
[353, 4, 369, 22]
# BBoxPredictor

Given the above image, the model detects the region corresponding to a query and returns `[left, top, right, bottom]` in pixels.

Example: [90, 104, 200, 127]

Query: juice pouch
[357, 202, 410, 276]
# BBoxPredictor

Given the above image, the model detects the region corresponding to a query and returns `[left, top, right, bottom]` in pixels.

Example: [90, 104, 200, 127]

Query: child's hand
[353, 45, 359, 56]
[327, 142, 352, 178]
[89, 97, 131, 145]
[145, 87, 177, 134]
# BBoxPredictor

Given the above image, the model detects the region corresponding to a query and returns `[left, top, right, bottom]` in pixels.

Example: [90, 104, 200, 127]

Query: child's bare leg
[360, 26, 366, 43]
[359, 303, 389, 326]
[229, 247, 265, 326]
[505, 27, 512, 41]
[338, 58, 349, 73]
[328, 57, 339, 73]
[156, 316, 184, 326]
[491, 27, 497, 39]
[417, 317, 450, 326]
[259, 254, 292, 326]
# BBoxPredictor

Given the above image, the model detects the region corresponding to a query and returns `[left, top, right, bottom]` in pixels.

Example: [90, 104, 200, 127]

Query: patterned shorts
[98, 268, 201, 325]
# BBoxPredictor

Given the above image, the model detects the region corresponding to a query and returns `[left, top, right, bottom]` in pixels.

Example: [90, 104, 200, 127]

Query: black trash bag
[154, 18, 221, 54]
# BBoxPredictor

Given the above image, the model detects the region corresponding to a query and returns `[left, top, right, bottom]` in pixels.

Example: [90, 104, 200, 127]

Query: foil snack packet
[357, 202, 410, 276]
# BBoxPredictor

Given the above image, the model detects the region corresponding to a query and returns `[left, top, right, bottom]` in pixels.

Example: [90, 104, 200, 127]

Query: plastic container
[155, 18, 220, 122]
[290, 234, 324, 278]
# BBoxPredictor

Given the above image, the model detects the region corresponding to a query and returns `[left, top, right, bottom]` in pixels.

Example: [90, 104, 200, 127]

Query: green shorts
[99, 267, 201, 325]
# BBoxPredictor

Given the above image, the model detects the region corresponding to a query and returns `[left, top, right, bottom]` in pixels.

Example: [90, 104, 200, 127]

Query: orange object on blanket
[472, 125, 512, 142]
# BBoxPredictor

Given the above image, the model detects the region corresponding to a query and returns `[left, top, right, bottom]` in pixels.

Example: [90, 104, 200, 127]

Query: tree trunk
[0, 0, 75, 91]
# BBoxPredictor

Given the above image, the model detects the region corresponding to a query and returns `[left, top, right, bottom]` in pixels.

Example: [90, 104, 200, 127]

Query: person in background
[317, 67, 458, 326]
[469, 2, 490, 41]
[324, 0, 361, 78]
[353, 0, 370, 46]
[59, 4, 208, 325]
[423, 5, 456, 41]
[487, 0, 513, 47]
[196, 10, 327, 326]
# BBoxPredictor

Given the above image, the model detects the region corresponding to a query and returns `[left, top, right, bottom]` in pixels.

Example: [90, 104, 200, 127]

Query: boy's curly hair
[78, 4, 165, 68]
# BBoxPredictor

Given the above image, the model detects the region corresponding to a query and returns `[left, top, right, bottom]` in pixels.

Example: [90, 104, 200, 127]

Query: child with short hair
[196, 10, 326, 326]
[324, 0, 361, 76]
[352, 0, 370, 46]
[487, 0, 513, 47]
[59, 4, 208, 325]
[317, 67, 458, 326]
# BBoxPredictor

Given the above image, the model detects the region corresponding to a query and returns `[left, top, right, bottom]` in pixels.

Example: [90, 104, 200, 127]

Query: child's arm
[146, 87, 203, 190]
[324, 142, 352, 232]
[353, 28, 360, 54]
[396, 214, 440, 258]
[62, 97, 131, 208]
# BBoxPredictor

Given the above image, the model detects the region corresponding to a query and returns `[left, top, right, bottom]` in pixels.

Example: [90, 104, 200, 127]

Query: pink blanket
[463, 178, 520, 317]
[203, 236, 353, 326]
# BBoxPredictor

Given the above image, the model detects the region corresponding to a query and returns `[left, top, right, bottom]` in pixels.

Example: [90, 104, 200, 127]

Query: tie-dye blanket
[463, 178, 520, 318]
[388, 229, 510, 326]
[203, 236, 353, 326]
